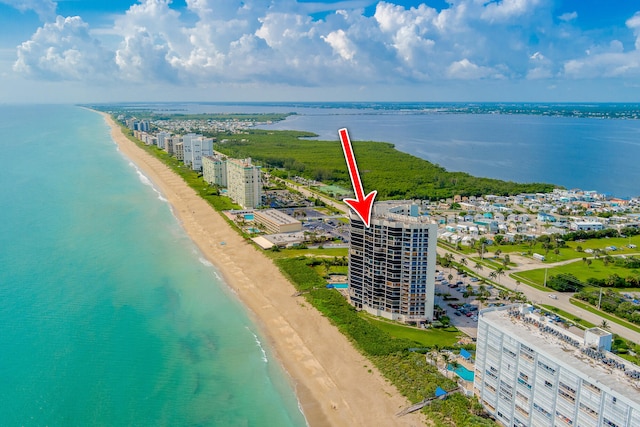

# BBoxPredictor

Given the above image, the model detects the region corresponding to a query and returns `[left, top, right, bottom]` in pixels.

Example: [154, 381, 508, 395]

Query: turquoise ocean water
[0, 105, 306, 426]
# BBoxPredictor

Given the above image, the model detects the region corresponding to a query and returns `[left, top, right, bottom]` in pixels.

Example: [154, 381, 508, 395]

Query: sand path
[98, 112, 424, 427]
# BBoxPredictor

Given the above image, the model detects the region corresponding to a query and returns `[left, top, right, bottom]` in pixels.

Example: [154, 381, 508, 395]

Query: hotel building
[226, 157, 262, 209]
[348, 202, 438, 323]
[253, 209, 302, 234]
[474, 304, 640, 427]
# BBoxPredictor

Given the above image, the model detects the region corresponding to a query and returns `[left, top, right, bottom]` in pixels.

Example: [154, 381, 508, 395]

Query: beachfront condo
[202, 154, 228, 187]
[475, 304, 640, 427]
[348, 202, 438, 323]
[226, 157, 262, 209]
[182, 133, 213, 172]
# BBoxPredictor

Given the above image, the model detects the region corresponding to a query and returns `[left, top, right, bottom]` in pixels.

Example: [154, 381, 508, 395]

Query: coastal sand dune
[99, 112, 424, 427]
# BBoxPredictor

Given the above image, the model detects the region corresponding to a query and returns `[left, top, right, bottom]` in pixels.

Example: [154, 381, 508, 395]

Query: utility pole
[597, 287, 603, 310]
[543, 267, 548, 288]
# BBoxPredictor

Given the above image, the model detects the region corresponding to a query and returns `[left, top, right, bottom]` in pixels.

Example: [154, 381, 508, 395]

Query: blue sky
[1, 0, 639, 103]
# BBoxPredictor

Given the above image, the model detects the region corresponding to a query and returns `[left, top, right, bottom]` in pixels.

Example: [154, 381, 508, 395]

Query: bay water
[131, 102, 640, 198]
[0, 105, 306, 426]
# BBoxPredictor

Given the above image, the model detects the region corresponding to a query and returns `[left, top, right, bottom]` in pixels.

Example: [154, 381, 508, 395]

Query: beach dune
[99, 112, 424, 427]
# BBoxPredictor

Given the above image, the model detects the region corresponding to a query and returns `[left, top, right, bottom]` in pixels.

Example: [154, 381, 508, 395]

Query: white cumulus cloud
[9, 0, 640, 89]
[14, 16, 116, 80]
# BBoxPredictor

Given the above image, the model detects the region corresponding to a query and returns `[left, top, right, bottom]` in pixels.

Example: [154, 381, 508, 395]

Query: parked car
[470, 277, 479, 282]
[549, 294, 558, 300]
[454, 312, 461, 316]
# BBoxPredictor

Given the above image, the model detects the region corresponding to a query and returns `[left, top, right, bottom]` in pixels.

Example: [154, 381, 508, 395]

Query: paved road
[437, 246, 640, 344]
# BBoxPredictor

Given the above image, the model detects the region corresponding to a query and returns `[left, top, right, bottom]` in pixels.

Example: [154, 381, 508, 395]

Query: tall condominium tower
[226, 157, 262, 209]
[348, 202, 437, 323]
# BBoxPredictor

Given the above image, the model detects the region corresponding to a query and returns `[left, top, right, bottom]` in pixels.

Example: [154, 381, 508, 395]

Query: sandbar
[98, 111, 424, 427]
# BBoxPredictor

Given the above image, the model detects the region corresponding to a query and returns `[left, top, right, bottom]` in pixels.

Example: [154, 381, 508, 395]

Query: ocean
[0, 105, 306, 426]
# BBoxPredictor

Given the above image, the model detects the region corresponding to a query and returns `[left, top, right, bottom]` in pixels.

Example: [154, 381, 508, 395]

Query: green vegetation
[275, 256, 492, 425]
[113, 115, 493, 425]
[570, 298, 640, 333]
[515, 255, 640, 290]
[367, 317, 462, 348]
[216, 129, 555, 199]
[572, 292, 640, 330]
[116, 123, 241, 212]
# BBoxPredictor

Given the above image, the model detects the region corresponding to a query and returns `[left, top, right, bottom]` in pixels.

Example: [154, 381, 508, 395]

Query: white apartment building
[202, 154, 228, 187]
[348, 202, 438, 323]
[156, 131, 170, 150]
[226, 157, 262, 209]
[182, 133, 213, 171]
[475, 304, 640, 427]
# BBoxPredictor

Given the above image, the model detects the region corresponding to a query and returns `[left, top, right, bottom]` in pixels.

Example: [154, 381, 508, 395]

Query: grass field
[266, 246, 348, 260]
[366, 317, 463, 348]
[514, 258, 636, 286]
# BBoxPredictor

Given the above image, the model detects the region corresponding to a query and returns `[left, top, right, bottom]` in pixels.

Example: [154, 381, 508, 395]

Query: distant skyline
[1, 0, 640, 103]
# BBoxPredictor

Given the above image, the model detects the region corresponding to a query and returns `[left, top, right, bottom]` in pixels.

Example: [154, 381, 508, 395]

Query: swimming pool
[244, 214, 254, 220]
[327, 283, 348, 289]
[447, 364, 475, 382]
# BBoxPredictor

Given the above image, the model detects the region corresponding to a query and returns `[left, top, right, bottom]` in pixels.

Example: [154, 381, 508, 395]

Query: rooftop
[479, 304, 640, 406]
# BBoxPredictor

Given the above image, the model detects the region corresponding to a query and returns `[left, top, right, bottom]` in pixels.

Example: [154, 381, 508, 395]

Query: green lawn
[366, 317, 462, 348]
[480, 235, 640, 264]
[266, 246, 348, 259]
[514, 258, 636, 286]
[509, 272, 553, 292]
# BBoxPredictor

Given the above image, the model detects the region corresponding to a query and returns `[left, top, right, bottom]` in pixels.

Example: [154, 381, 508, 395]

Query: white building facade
[182, 133, 213, 171]
[202, 154, 228, 187]
[475, 304, 640, 427]
[348, 202, 438, 323]
[226, 157, 262, 209]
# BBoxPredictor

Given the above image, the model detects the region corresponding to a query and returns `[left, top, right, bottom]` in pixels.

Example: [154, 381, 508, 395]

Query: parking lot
[433, 271, 480, 337]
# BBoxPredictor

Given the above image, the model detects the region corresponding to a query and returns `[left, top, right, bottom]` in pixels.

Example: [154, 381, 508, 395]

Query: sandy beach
[99, 112, 424, 427]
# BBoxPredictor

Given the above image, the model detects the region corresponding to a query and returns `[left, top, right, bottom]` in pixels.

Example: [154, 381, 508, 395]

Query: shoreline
[96, 111, 424, 426]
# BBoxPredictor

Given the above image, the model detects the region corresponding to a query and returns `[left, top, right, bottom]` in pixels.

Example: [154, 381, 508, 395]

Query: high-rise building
[182, 133, 213, 171]
[474, 304, 640, 427]
[156, 131, 170, 150]
[348, 202, 437, 323]
[226, 157, 262, 209]
[202, 154, 228, 187]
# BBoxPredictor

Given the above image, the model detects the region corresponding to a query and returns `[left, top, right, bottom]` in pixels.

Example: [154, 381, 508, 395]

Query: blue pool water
[244, 214, 255, 220]
[328, 283, 349, 289]
[448, 364, 475, 382]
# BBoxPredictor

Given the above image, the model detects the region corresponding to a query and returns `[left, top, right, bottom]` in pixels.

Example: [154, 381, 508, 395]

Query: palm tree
[474, 262, 483, 274]
[495, 267, 506, 283]
[599, 320, 611, 331]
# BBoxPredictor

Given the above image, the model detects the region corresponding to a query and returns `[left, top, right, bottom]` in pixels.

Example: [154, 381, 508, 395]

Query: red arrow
[339, 128, 377, 227]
